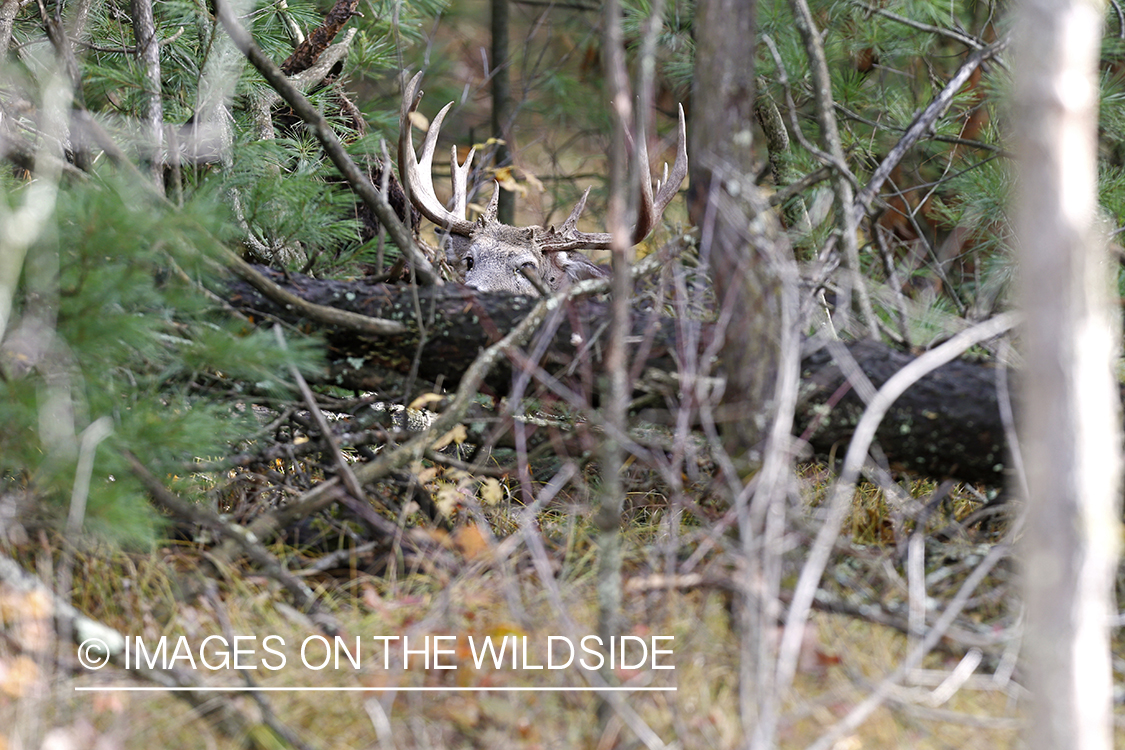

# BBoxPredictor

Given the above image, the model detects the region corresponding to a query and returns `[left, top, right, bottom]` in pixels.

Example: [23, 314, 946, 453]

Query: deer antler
[539, 105, 689, 252]
[399, 71, 482, 236]
[400, 72, 688, 251]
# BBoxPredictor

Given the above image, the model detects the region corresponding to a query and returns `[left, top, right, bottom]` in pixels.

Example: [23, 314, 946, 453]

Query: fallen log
[226, 267, 1014, 486]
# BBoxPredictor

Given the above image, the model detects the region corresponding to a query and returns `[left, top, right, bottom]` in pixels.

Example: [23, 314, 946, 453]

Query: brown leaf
[454, 525, 490, 561]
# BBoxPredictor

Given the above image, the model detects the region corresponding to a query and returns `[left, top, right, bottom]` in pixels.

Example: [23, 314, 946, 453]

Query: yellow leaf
[479, 477, 504, 506]
[446, 468, 472, 484]
[431, 424, 467, 451]
[454, 524, 490, 560]
[408, 392, 444, 411]
[523, 171, 545, 192]
[0, 655, 40, 698]
[435, 484, 461, 516]
[489, 622, 527, 639]
[407, 110, 430, 131]
[492, 167, 527, 196]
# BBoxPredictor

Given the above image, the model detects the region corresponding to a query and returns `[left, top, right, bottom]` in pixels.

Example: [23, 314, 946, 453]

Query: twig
[760, 35, 856, 189]
[851, 0, 987, 50]
[775, 311, 1019, 718]
[514, 469, 674, 750]
[274, 326, 412, 541]
[806, 540, 1015, 750]
[852, 37, 1011, 224]
[766, 165, 832, 209]
[123, 450, 342, 636]
[276, 325, 367, 503]
[296, 540, 381, 575]
[837, 101, 1009, 154]
[787, 0, 876, 339]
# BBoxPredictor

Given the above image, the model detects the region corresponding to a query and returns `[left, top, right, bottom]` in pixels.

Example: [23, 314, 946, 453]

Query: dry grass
[0, 469, 1048, 750]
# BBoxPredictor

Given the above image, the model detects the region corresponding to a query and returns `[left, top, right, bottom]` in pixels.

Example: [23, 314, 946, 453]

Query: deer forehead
[466, 224, 545, 259]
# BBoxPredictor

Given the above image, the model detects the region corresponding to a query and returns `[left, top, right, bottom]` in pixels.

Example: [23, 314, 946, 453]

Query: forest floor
[0, 463, 1082, 749]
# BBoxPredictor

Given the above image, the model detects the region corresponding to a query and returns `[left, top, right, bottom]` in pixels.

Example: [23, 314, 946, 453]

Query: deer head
[398, 72, 688, 295]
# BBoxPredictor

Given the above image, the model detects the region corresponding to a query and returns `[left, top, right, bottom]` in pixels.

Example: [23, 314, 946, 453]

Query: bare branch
[787, 0, 876, 338]
[852, 37, 1010, 223]
[775, 312, 1018, 706]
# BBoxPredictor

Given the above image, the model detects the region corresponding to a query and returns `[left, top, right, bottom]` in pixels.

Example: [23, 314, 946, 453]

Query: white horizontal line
[75, 686, 676, 692]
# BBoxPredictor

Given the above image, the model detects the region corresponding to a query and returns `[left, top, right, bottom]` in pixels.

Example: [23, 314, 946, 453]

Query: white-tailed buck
[399, 72, 688, 294]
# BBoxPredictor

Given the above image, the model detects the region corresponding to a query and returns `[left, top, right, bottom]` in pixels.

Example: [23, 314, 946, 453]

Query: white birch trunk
[1015, 0, 1122, 747]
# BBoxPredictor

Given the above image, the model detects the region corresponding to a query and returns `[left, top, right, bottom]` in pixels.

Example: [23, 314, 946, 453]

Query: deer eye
[465, 256, 474, 271]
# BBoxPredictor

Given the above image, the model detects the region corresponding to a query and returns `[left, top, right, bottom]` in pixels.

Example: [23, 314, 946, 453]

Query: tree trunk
[1014, 0, 1122, 746]
[689, 0, 785, 473]
[131, 0, 164, 190]
[491, 0, 514, 225]
[691, 0, 798, 741]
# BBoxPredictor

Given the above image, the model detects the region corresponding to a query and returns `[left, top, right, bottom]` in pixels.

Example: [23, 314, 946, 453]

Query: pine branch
[279, 0, 358, 75]
[213, 0, 442, 286]
[850, 1, 988, 51]
[852, 37, 1011, 224]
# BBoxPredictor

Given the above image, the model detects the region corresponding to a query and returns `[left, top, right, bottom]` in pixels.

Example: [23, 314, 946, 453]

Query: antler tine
[560, 187, 592, 234]
[480, 181, 500, 223]
[624, 104, 689, 245]
[541, 105, 688, 253]
[398, 72, 476, 235]
[653, 104, 689, 214]
[449, 145, 475, 219]
[631, 117, 656, 244]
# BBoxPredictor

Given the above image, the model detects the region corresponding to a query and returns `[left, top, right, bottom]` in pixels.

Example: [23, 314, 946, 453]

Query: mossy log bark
[227, 267, 1011, 486]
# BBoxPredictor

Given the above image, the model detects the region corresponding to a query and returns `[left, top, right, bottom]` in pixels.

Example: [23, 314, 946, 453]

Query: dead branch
[279, 0, 358, 75]
[124, 450, 344, 636]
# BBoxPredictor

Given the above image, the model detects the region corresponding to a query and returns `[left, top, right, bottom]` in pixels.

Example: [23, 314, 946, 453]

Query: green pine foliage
[0, 170, 324, 543]
[1, 0, 451, 542]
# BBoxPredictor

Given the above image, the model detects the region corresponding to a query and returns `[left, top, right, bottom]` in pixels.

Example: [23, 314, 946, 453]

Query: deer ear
[555, 251, 608, 283]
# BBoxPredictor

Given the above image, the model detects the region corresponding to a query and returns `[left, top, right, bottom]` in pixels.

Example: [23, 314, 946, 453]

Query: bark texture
[689, 0, 787, 472]
[279, 0, 359, 75]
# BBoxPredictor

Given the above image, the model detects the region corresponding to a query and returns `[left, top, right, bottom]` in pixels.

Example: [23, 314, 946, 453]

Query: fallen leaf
[408, 392, 444, 411]
[479, 477, 504, 506]
[431, 424, 467, 451]
[408, 111, 430, 131]
[454, 525, 490, 561]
